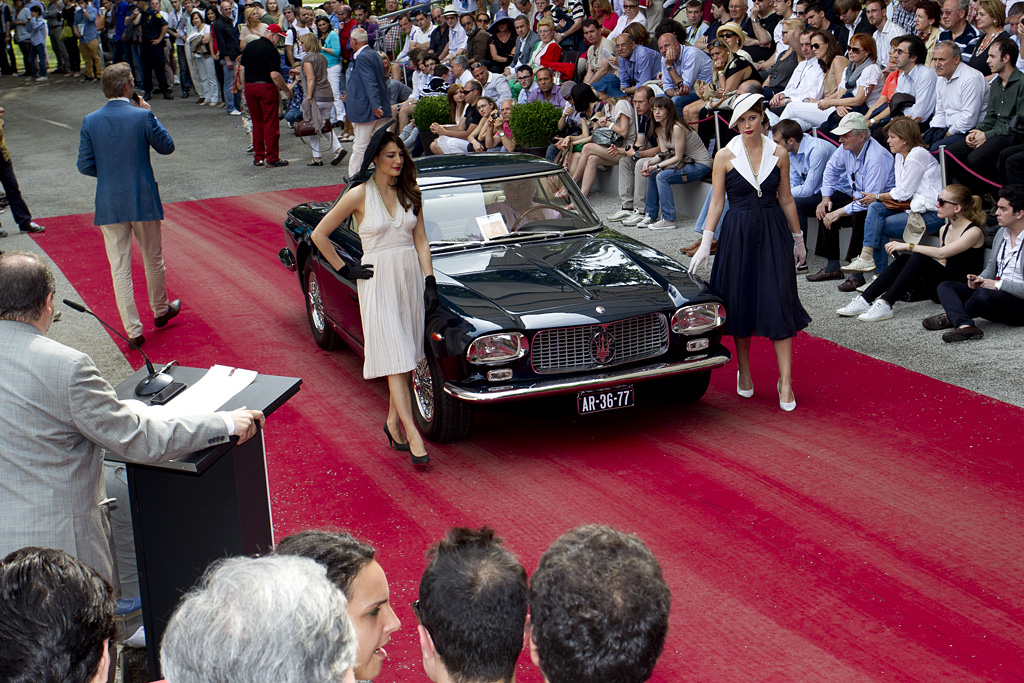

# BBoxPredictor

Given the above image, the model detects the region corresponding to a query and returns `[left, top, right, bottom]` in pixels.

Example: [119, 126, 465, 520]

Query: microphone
[62, 299, 175, 397]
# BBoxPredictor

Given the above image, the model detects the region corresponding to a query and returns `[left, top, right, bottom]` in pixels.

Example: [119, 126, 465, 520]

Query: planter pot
[417, 129, 437, 156]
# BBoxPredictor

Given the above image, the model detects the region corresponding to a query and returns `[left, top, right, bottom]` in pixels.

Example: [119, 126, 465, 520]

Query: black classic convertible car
[279, 154, 730, 441]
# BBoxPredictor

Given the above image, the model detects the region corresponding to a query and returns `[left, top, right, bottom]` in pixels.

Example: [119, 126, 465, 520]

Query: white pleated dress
[356, 180, 426, 379]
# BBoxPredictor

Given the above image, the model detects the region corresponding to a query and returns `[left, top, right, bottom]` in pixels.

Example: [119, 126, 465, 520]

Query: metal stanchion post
[713, 113, 721, 152]
[813, 127, 818, 138]
[939, 145, 947, 187]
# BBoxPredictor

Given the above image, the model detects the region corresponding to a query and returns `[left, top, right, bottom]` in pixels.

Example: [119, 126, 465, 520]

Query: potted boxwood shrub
[413, 95, 450, 155]
[509, 100, 562, 157]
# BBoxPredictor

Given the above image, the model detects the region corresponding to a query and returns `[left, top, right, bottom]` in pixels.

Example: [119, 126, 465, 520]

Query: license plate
[577, 385, 635, 415]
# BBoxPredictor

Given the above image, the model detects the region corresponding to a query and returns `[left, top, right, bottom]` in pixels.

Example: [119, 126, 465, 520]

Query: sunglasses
[811, 42, 823, 49]
[848, 46, 863, 53]
[720, 32, 736, 38]
[936, 197, 958, 207]
[708, 39, 727, 48]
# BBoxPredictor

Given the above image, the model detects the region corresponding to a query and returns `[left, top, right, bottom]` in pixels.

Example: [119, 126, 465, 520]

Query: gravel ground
[3, 72, 1019, 406]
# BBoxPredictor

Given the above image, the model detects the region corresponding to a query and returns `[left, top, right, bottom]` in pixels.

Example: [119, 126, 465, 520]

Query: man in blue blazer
[77, 62, 180, 347]
[345, 27, 392, 177]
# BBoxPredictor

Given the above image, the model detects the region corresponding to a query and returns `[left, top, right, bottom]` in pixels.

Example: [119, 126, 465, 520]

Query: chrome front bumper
[443, 349, 731, 404]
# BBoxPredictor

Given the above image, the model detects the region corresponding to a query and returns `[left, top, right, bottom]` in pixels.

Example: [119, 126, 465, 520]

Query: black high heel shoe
[410, 451, 430, 465]
[383, 423, 410, 452]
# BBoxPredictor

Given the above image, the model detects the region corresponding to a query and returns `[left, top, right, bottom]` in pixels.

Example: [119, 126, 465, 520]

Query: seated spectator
[696, 0, 729, 52]
[467, 95, 501, 150]
[762, 17, 805, 96]
[682, 39, 758, 124]
[514, 63, 535, 100]
[656, 22, 712, 113]
[486, 16, 516, 71]
[570, 92, 636, 196]
[807, 111, 895, 290]
[868, 35, 937, 135]
[472, 59, 513, 102]
[716, 20, 754, 63]
[779, 32, 881, 131]
[608, 0, 644, 39]
[591, 0, 618, 37]
[431, 6, 454, 58]
[746, 0, 783, 66]
[551, 82, 603, 171]
[486, 98, 518, 149]
[923, 41, 988, 149]
[681, 0, 709, 45]
[582, 18, 624, 100]
[550, 0, 584, 51]
[837, 183, 986, 320]
[275, 530, 400, 682]
[637, 95, 712, 229]
[771, 117, 836, 270]
[836, 0, 873, 39]
[463, 11, 492, 63]
[396, 49, 437, 131]
[608, 85, 658, 224]
[380, 53, 414, 105]
[528, 525, 670, 683]
[415, 527, 527, 683]
[615, 29, 660, 96]
[937, 0, 977, 51]
[915, 0, 941, 65]
[844, 117, 944, 274]
[161, 555, 359, 683]
[450, 54, 473, 84]
[767, 30, 824, 117]
[526, 65, 567, 103]
[0, 547, 116, 683]
[944, 36, 1022, 193]
[528, 17, 572, 80]
[805, 2, 847, 52]
[432, 79, 484, 153]
[867, 0, 902, 70]
[506, 15, 539, 76]
[965, 0, 1006, 77]
[929, 183, 1024, 341]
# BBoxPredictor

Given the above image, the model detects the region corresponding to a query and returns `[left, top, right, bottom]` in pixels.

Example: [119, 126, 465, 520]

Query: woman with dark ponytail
[836, 183, 987, 322]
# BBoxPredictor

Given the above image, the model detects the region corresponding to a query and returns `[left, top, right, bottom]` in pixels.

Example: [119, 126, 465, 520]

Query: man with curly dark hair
[527, 524, 671, 683]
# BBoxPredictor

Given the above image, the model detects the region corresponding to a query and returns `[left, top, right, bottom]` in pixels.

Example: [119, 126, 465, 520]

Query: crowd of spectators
[5, 0, 1023, 335]
[0, 524, 671, 683]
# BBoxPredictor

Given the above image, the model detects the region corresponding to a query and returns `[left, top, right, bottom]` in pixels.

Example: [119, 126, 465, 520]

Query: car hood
[436, 236, 684, 325]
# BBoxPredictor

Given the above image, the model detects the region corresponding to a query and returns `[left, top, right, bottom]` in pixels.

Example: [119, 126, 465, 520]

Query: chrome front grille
[531, 313, 669, 375]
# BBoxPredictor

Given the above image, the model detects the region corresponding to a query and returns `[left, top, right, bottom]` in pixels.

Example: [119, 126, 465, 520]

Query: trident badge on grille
[591, 330, 616, 365]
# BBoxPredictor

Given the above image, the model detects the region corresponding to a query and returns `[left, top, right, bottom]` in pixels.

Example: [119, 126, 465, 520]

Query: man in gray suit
[507, 14, 539, 75]
[0, 251, 264, 585]
[345, 27, 392, 177]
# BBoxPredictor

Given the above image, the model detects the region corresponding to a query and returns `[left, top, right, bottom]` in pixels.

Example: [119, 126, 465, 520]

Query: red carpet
[35, 189, 1024, 682]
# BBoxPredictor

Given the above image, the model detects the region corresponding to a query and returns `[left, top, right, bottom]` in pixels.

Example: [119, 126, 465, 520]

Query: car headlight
[466, 332, 529, 365]
[671, 303, 726, 334]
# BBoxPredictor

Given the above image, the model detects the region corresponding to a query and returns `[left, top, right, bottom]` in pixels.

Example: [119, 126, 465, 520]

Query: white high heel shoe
[737, 371, 754, 398]
[777, 380, 796, 412]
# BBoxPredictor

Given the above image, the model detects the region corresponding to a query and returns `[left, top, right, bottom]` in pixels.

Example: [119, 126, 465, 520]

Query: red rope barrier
[942, 149, 1004, 188]
[814, 130, 841, 146]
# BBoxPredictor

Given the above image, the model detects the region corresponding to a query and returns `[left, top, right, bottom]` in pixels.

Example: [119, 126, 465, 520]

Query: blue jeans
[221, 59, 241, 113]
[28, 42, 46, 78]
[671, 92, 699, 116]
[694, 185, 726, 238]
[644, 163, 711, 221]
[862, 203, 944, 271]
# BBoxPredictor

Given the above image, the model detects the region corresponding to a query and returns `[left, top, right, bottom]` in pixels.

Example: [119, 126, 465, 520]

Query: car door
[315, 212, 366, 350]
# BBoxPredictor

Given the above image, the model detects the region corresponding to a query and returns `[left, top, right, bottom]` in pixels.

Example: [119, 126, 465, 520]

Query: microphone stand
[62, 299, 176, 396]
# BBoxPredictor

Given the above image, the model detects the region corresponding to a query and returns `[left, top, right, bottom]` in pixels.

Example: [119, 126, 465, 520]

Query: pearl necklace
[742, 137, 763, 197]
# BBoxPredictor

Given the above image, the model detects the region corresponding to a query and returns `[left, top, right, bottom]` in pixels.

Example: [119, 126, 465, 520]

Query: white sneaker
[36, 76, 48, 82]
[621, 211, 644, 226]
[855, 274, 875, 292]
[635, 216, 653, 228]
[858, 299, 893, 322]
[836, 295, 870, 317]
[842, 256, 876, 273]
[173, 75, 180, 85]
[648, 218, 676, 230]
[608, 209, 633, 222]
[230, 110, 243, 116]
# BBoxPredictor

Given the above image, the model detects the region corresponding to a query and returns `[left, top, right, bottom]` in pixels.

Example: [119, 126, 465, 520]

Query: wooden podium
[110, 366, 300, 680]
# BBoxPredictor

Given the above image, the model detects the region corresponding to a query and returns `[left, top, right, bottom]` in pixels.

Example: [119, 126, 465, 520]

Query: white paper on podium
[123, 365, 258, 420]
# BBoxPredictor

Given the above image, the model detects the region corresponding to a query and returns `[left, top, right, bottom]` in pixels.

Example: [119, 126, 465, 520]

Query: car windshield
[421, 172, 600, 244]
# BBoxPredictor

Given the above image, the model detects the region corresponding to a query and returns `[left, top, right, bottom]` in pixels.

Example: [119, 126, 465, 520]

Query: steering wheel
[510, 203, 576, 233]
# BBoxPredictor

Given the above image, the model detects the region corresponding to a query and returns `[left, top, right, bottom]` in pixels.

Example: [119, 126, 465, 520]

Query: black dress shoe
[163, 92, 174, 100]
[154, 299, 181, 328]
[837, 274, 864, 292]
[942, 325, 984, 342]
[922, 313, 952, 331]
[129, 334, 145, 348]
[806, 267, 844, 282]
[266, 159, 289, 167]
[143, 92, 152, 101]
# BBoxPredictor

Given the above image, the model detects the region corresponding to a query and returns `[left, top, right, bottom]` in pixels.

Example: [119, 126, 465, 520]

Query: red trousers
[244, 82, 281, 163]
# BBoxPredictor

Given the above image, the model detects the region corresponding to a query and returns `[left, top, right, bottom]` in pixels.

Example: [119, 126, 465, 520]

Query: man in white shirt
[869, 34, 937, 131]
[867, 0, 901, 69]
[391, 13, 415, 75]
[284, 6, 311, 66]
[925, 41, 988, 150]
[608, 0, 644, 40]
[471, 60, 513, 102]
[409, 7, 434, 52]
[450, 54, 473, 84]
[767, 31, 823, 113]
[441, 5, 467, 60]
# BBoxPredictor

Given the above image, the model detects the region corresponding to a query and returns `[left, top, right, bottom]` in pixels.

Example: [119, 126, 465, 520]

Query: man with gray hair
[451, 54, 472, 84]
[161, 555, 358, 683]
[924, 40, 988, 150]
[937, 0, 977, 50]
[344, 26, 392, 177]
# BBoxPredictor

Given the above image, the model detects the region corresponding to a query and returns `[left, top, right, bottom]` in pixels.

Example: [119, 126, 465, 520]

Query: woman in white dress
[311, 127, 436, 465]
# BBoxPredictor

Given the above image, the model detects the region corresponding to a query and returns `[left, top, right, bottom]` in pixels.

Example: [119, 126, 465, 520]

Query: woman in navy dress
[690, 94, 811, 411]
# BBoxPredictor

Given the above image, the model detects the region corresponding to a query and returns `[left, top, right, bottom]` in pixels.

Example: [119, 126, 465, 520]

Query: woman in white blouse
[777, 33, 880, 131]
[843, 116, 945, 273]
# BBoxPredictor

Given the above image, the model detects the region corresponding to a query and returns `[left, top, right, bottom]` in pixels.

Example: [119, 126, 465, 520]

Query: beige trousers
[99, 221, 169, 338]
[349, 118, 391, 177]
[79, 39, 103, 80]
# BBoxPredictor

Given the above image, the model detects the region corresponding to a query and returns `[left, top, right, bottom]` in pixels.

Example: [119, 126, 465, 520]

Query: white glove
[689, 230, 716, 273]
[793, 232, 806, 265]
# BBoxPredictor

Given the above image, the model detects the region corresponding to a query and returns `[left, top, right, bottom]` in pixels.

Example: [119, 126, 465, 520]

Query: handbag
[902, 211, 927, 246]
[590, 127, 620, 146]
[60, 24, 73, 40]
[293, 118, 333, 137]
[880, 198, 911, 211]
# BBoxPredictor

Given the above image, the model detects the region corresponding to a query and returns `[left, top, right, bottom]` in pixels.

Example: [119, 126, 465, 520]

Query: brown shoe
[680, 238, 702, 256]
[154, 299, 181, 328]
[942, 325, 984, 342]
[837, 274, 864, 292]
[806, 267, 843, 282]
[922, 313, 952, 331]
[129, 334, 145, 348]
